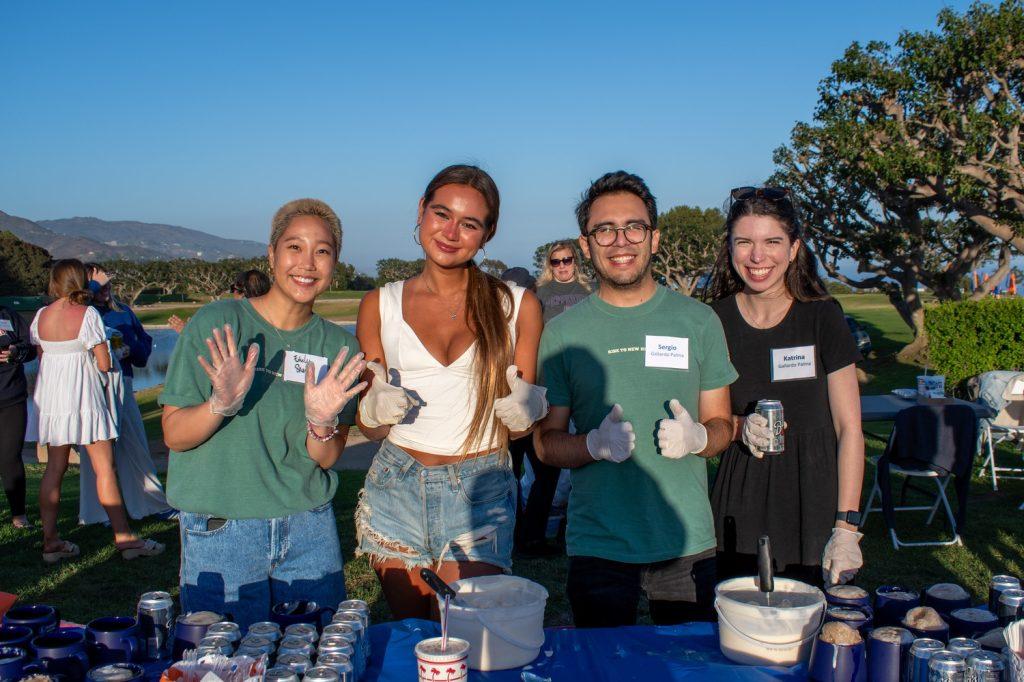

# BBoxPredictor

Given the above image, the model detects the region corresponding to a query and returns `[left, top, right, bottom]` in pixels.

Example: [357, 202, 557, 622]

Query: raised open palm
[305, 347, 368, 427]
[197, 324, 259, 416]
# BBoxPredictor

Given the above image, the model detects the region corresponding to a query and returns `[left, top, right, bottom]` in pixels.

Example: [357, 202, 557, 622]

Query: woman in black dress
[705, 187, 864, 586]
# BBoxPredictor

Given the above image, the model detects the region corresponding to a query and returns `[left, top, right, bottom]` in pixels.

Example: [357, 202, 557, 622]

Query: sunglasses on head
[550, 256, 575, 266]
[730, 186, 790, 202]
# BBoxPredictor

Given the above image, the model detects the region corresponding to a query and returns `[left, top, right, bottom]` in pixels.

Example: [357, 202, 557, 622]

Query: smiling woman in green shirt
[160, 198, 367, 628]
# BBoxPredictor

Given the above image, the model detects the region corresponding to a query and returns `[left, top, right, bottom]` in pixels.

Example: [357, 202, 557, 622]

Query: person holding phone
[160, 198, 366, 628]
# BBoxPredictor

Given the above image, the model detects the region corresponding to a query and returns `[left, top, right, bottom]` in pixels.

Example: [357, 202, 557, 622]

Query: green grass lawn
[5, 291, 1023, 628]
[131, 292, 366, 326]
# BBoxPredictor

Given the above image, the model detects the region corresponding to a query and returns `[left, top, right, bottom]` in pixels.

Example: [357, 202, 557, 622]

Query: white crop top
[379, 280, 526, 456]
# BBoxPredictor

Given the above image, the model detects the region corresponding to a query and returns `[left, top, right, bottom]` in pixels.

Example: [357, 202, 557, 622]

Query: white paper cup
[415, 637, 469, 682]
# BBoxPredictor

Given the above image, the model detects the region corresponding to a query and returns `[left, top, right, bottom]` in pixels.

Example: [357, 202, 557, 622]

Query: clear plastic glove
[821, 527, 864, 585]
[493, 365, 549, 432]
[657, 399, 708, 459]
[585, 404, 635, 463]
[305, 347, 368, 427]
[198, 324, 260, 417]
[742, 412, 773, 458]
[358, 361, 420, 428]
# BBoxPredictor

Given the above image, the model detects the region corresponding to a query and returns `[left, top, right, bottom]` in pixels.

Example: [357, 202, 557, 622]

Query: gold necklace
[422, 278, 465, 321]
[737, 293, 792, 329]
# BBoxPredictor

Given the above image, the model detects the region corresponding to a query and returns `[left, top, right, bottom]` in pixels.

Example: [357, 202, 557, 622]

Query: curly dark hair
[575, 171, 657, 233]
[703, 190, 830, 302]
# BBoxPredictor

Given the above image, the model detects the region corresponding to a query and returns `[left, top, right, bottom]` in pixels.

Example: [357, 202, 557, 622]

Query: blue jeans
[178, 502, 345, 629]
[355, 440, 516, 570]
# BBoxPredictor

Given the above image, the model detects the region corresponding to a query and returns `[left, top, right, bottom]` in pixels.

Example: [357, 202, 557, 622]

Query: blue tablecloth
[363, 619, 806, 681]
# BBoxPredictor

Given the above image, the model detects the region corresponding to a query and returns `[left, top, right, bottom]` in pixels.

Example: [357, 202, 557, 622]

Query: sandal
[42, 540, 80, 564]
[119, 538, 165, 560]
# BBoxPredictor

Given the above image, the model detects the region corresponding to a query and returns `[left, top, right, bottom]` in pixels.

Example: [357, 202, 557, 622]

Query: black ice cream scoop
[757, 535, 774, 595]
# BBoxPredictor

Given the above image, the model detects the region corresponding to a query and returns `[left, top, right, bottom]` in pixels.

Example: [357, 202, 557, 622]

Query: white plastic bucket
[714, 577, 825, 666]
[437, 575, 548, 671]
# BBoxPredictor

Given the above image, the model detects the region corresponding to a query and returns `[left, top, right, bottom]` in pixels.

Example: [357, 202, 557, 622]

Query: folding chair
[975, 371, 1024, 491]
[862, 404, 976, 549]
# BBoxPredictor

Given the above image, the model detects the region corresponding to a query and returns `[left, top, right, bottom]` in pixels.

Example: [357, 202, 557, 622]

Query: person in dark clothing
[704, 186, 865, 587]
[535, 241, 591, 323]
[0, 304, 36, 528]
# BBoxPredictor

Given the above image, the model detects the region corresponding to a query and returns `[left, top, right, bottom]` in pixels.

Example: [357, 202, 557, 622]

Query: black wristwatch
[836, 510, 863, 528]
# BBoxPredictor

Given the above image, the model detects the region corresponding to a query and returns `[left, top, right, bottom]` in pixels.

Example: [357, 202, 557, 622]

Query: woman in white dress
[32, 259, 164, 563]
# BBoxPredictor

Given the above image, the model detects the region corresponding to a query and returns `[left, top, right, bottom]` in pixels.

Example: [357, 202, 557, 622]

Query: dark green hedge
[925, 298, 1024, 387]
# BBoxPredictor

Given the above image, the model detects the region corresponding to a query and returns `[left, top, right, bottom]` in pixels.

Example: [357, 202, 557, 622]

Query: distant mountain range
[0, 211, 266, 261]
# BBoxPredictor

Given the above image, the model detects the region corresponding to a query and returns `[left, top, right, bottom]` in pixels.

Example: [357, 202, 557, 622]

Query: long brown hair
[704, 190, 830, 302]
[49, 259, 93, 305]
[421, 165, 513, 454]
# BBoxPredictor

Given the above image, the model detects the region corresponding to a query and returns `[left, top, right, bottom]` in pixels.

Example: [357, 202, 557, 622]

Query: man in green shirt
[536, 171, 737, 627]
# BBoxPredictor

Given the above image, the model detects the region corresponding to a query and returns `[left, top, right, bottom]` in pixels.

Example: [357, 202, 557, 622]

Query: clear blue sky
[0, 1, 972, 275]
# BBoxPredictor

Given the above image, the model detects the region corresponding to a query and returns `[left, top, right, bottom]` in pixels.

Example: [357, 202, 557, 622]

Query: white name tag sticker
[645, 335, 689, 370]
[771, 345, 816, 381]
[0, 319, 13, 332]
[283, 351, 329, 384]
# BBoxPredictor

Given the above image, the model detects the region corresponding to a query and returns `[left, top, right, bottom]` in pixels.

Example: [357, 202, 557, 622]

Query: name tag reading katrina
[645, 335, 689, 370]
[283, 350, 329, 384]
[771, 345, 816, 381]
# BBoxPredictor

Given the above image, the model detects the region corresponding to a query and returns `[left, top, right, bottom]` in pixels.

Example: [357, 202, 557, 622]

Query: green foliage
[925, 298, 1024, 386]
[532, 239, 593, 279]
[0, 230, 52, 295]
[479, 258, 509, 277]
[826, 280, 854, 295]
[375, 257, 425, 285]
[349, 272, 376, 290]
[652, 205, 723, 295]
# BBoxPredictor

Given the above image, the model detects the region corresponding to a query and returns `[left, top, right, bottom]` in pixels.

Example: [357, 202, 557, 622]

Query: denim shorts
[355, 440, 516, 570]
[178, 501, 345, 630]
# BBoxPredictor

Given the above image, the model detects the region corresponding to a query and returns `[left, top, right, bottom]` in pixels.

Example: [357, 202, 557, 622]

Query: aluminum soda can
[304, 665, 341, 682]
[989, 575, 1020, 614]
[263, 667, 300, 682]
[283, 623, 318, 644]
[86, 663, 145, 682]
[136, 591, 174, 660]
[317, 652, 354, 682]
[277, 636, 314, 659]
[330, 612, 367, 657]
[907, 638, 945, 682]
[755, 399, 784, 454]
[275, 653, 312, 675]
[966, 650, 1005, 681]
[946, 637, 980, 659]
[321, 624, 364, 675]
[238, 634, 275, 656]
[197, 635, 233, 657]
[205, 622, 241, 646]
[318, 636, 355, 658]
[927, 650, 965, 680]
[247, 622, 282, 642]
[998, 588, 1024, 625]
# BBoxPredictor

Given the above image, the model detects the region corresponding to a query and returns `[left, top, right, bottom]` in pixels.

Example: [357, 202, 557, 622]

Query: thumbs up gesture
[358, 361, 422, 428]
[492, 365, 549, 432]
[586, 404, 635, 463]
[657, 399, 708, 459]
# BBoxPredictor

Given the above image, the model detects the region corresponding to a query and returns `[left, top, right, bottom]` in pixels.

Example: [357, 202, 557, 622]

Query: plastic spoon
[420, 568, 457, 652]
[757, 535, 774, 606]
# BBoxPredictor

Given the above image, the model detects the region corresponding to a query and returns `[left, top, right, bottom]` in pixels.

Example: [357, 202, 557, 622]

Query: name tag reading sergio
[771, 345, 816, 381]
[645, 335, 689, 370]
[284, 351, 329, 384]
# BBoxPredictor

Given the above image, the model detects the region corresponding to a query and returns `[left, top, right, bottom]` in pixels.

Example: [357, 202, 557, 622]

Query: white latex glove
[742, 412, 773, 459]
[358, 361, 420, 428]
[198, 324, 260, 417]
[493, 365, 549, 432]
[821, 527, 864, 585]
[657, 399, 708, 459]
[585, 404, 635, 463]
[305, 347, 368, 427]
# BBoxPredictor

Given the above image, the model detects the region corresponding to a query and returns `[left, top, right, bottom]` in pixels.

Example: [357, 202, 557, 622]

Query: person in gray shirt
[536, 241, 591, 323]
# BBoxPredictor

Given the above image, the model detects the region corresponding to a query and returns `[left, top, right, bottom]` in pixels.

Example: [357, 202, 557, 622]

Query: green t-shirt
[539, 285, 737, 562]
[159, 299, 359, 519]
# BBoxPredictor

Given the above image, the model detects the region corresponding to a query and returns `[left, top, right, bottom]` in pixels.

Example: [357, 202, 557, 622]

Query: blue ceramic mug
[0, 646, 30, 681]
[809, 634, 867, 682]
[86, 617, 140, 665]
[0, 625, 34, 651]
[171, 612, 224, 661]
[3, 605, 60, 636]
[32, 630, 91, 682]
[874, 586, 920, 627]
[271, 601, 335, 631]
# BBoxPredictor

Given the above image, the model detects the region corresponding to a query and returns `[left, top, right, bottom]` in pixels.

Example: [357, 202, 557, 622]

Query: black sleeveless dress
[709, 296, 861, 577]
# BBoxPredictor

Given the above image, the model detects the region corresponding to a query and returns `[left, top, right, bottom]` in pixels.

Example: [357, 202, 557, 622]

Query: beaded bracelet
[307, 421, 338, 442]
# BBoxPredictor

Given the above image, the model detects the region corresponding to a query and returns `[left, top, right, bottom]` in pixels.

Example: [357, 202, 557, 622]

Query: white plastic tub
[437, 575, 548, 671]
[714, 576, 825, 666]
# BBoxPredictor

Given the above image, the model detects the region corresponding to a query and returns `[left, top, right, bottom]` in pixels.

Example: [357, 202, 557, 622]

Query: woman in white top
[32, 259, 163, 563]
[355, 165, 546, 619]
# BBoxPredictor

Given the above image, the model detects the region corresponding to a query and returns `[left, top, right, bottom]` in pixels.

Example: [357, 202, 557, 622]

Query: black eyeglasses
[585, 222, 652, 247]
[550, 256, 575, 266]
[730, 186, 790, 202]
